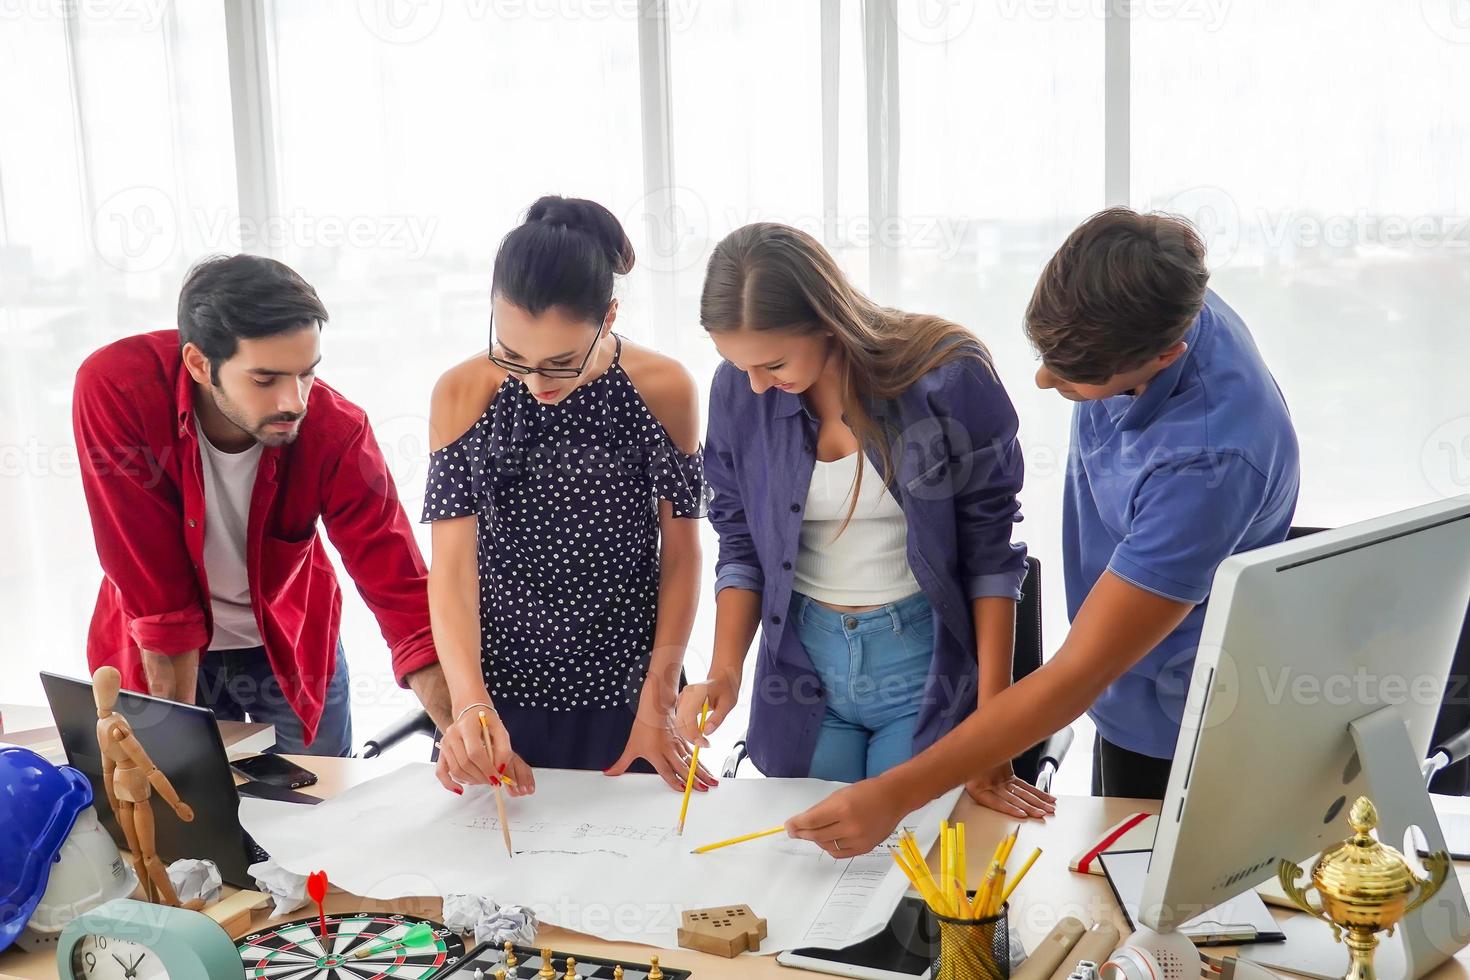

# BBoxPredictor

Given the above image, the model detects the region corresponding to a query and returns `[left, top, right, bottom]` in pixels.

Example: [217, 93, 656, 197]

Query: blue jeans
[195, 641, 354, 757]
[793, 591, 936, 782]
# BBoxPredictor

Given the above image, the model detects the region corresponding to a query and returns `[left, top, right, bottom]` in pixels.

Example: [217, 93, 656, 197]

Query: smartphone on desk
[231, 753, 319, 789]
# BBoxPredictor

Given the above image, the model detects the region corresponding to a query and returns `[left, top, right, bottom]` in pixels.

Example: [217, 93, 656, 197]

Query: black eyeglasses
[487, 310, 602, 379]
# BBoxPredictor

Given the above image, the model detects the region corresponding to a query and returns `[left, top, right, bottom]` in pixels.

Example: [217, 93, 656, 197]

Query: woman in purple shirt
[675, 222, 1055, 821]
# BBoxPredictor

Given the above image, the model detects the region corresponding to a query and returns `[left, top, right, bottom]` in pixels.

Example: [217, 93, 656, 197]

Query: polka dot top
[420, 336, 708, 711]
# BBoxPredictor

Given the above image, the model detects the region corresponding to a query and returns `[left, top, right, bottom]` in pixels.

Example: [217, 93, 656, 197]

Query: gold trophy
[1277, 796, 1451, 980]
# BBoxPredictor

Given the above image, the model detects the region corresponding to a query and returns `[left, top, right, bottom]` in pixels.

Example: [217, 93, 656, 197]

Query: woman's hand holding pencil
[434, 698, 537, 797]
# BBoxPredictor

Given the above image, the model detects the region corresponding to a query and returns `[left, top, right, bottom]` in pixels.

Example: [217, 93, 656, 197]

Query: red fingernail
[498, 763, 507, 774]
[452, 785, 463, 795]
[491, 777, 501, 786]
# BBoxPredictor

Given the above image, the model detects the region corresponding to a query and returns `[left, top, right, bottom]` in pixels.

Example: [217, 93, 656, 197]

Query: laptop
[39, 671, 281, 887]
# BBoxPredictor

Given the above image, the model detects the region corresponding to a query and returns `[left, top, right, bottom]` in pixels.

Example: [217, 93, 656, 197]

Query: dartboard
[236, 912, 465, 978]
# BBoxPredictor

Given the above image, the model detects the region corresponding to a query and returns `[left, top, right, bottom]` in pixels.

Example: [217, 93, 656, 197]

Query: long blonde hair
[700, 222, 991, 532]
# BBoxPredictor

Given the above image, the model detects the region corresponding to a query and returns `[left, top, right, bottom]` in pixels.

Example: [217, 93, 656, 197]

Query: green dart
[352, 921, 434, 959]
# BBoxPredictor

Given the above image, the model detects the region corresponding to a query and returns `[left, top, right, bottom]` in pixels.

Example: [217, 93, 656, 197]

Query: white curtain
[3, 2, 1466, 790]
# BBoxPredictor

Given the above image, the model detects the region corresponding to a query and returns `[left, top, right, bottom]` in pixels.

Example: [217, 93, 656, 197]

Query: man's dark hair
[1024, 208, 1210, 384]
[177, 254, 329, 383]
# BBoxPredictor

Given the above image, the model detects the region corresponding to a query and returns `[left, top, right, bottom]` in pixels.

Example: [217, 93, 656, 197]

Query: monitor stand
[1240, 706, 1470, 979]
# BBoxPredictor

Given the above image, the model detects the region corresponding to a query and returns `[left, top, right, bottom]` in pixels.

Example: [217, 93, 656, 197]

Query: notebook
[1070, 812, 1158, 876]
[1099, 849, 1285, 946]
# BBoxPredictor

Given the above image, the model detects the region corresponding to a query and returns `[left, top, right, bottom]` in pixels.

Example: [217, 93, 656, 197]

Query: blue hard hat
[0, 744, 94, 955]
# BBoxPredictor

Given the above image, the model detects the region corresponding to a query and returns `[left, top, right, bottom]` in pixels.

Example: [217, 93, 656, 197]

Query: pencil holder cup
[932, 901, 1010, 980]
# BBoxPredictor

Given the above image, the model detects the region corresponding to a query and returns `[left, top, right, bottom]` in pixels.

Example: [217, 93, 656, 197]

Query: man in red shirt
[73, 254, 450, 755]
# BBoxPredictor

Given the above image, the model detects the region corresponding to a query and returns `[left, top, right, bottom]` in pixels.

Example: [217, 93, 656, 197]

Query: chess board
[429, 942, 693, 979]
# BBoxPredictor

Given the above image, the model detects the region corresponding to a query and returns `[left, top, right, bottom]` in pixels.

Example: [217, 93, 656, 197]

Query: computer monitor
[1142, 495, 1470, 979]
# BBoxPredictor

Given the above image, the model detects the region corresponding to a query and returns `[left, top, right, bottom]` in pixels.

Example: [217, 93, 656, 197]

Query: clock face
[70, 935, 170, 980]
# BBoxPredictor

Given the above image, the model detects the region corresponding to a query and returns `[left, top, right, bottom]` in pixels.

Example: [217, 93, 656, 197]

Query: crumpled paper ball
[441, 893, 538, 947]
[166, 858, 222, 906]
[247, 859, 312, 917]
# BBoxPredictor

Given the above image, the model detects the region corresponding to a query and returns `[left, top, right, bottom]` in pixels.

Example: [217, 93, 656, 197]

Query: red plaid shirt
[72, 330, 439, 746]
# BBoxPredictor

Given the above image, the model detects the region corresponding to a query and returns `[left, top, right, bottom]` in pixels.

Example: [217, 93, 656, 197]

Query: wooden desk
[6, 757, 1470, 979]
[1, 720, 275, 767]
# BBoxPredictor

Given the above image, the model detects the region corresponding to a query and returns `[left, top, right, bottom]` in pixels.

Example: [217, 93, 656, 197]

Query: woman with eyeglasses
[422, 196, 714, 797]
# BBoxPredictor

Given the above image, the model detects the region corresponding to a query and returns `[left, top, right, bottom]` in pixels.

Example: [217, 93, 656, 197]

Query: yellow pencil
[905, 828, 950, 916]
[938, 827, 948, 893]
[890, 846, 948, 912]
[998, 848, 1043, 906]
[939, 828, 952, 915]
[478, 711, 513, 859]
[891, 843, 932, 895]
[987, 870, 1007, 916]
[690, 825, 785, 854]
[900, 830, 928, 876]
[906, 828, 957, 914]
[889, 844, 921, 882]
[971, 859, 1000, 917]
[982, 835, 1008, 886]
[998, 827, 1019, 868]
[676, 701, 709, 835]
[957, 822, 968, 897]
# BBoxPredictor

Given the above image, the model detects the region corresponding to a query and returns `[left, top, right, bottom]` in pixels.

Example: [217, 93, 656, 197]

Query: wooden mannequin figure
[93, 666, 198, 908]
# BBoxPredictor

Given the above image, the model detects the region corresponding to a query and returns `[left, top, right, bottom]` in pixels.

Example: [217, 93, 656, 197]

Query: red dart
[306, 870, 329, 947]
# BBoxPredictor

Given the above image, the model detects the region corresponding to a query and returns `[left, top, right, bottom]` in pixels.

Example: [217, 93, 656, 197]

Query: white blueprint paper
[238, 762, 961, 952]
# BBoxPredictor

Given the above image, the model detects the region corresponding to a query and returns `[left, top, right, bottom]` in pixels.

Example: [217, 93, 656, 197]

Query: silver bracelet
[454, 702, 497, 725]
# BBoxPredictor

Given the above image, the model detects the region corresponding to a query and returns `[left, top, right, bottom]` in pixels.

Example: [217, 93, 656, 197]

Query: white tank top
[793, 452, 921, 606]
[196, 422, 264, 650]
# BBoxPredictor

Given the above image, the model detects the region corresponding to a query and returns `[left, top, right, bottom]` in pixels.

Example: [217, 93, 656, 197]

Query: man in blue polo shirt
[785, 208, 1300, 851]
[1043, 211, 1300, 799]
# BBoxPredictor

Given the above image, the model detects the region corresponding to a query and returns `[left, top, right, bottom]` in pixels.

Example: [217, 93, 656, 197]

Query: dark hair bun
[525, 196, 635, 276]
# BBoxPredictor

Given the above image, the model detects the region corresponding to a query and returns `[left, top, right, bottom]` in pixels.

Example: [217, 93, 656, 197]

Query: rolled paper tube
[1045, 924, 1120, 980]
[1010, 917, 1087, 980]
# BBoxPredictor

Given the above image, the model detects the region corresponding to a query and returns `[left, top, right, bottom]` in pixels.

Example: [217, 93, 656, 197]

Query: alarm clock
[56, 897, 245, 979]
